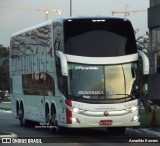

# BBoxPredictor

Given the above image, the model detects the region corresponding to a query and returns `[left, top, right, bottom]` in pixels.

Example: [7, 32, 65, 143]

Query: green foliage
[140, 108, 160, 127]
[136, 36, 149, 51]
[0, 44, 9, 57]
[0, 44, 9, 91]
[135, 30, 149, 53]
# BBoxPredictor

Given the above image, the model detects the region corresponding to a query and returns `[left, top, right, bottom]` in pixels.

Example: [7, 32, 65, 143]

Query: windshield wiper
[106, 93, 133, 99]
[68, 94, 83, 101]
[116, 94, 133, 98]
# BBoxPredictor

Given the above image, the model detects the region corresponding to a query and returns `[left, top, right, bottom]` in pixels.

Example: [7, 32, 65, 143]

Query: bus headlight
[125, 106, 139, 113]
[131, 106, 138, 112]
[72, 107, 86, 113]
[72, 107, 79, 113]
[65, 99, 86, 114]
[65, 105, 86, 114]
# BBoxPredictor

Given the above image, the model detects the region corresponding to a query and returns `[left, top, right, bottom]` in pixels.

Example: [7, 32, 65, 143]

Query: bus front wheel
[49, 104, 58, 134]
[50, 105, 66, 134]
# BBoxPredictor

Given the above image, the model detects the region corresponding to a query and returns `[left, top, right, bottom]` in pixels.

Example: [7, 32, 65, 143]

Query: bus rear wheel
[19, 105, 29, 127]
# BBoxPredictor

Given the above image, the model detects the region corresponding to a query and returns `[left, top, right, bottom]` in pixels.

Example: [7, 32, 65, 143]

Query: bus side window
[43, 73, 55, 96]
[22, 75, 30, 95]
[22, 73, 55, 96]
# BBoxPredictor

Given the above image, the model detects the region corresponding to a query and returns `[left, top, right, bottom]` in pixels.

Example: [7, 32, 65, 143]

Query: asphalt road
[0, 112, 160, 144]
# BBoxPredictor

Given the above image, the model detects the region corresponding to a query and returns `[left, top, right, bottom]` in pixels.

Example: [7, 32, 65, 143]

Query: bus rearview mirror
[138, 50, 149, 75]
[56, 51, 68, 76]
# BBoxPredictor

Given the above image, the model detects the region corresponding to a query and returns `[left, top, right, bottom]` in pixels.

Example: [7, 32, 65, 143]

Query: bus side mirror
[138, 50, 149, 75]
[56, 51, 68, 76]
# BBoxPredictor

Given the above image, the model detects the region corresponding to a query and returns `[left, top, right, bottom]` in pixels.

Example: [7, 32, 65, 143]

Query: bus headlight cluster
[71, 107, 86, 113]
[65, 104, 86, 114]
[131, 106, 138, 112]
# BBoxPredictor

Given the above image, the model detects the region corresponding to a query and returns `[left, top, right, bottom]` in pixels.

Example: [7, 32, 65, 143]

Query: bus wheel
[107, 127, 126, 135]
[16, 101, 19, 119]
[19, 105, 28, 127]
[49, 105, 57, 133]
[50, 105, 66, 134]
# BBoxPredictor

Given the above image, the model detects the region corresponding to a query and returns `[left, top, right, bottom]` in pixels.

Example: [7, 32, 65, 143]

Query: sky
[0, 0, 149, 47]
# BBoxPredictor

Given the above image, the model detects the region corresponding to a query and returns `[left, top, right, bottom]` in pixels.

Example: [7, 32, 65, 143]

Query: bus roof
[11, 20, 53, 37]
[11, 16, 130, 37]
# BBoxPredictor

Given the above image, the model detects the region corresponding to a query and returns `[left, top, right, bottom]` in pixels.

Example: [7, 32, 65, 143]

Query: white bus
[10, 17, 149, 134]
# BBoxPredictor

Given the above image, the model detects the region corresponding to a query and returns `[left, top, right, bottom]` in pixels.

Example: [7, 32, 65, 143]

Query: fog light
[71, 117, 80, 123]
[131, 115, 139, 122]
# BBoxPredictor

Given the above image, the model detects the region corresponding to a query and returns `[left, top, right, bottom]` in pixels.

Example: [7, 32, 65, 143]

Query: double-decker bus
[10, 17, 149, 134]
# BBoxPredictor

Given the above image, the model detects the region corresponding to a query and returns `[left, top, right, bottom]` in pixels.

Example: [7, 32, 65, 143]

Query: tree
[136, 36, 149, 54]
[0, 44, 9, 94]
[135, 30, 149, 53]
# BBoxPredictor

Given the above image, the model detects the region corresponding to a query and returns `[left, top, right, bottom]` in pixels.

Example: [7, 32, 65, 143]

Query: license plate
[100, 120, 112, 125]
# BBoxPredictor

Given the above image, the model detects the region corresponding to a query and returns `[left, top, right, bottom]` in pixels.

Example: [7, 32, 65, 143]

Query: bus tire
[107, 127, 126, 135]
[49, 104, 57, 133]
[16, 101, 19, 119]
[19, 103, 28, 127]
[50, 104, 66, 134]
[45, 104, 50, 124]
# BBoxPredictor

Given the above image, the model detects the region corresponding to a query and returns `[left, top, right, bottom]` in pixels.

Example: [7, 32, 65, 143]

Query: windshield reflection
[68, 63, 137, 101]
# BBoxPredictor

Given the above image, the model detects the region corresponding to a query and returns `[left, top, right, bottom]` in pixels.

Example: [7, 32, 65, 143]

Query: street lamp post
[45, 10, 49, 20]
[70, 0, 72, 16]
[45, 9, 61, 20]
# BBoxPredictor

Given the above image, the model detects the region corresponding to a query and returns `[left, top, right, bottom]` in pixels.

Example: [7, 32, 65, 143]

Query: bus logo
[104, 111, 109, 116]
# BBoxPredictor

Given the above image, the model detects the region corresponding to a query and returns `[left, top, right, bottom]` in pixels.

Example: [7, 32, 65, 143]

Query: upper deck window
[64, 18, 137, 57]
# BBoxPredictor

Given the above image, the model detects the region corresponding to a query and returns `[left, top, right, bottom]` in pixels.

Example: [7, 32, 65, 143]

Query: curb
[140, 128, 160, 137]
[0, 110, 11, 113]
[128, 128, 160, 137]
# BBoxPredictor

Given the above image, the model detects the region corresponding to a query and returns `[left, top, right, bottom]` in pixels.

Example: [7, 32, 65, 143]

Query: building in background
[148, 0, 160, 102]
[148, 0, 160, 74]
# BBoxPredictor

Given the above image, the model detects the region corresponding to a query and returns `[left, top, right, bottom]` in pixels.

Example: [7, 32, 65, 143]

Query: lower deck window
[22, 73, 55, 96]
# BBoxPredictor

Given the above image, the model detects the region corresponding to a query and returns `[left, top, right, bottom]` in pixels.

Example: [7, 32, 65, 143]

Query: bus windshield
[68, 63, 137, 102]
[64, 18, 137, 57]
